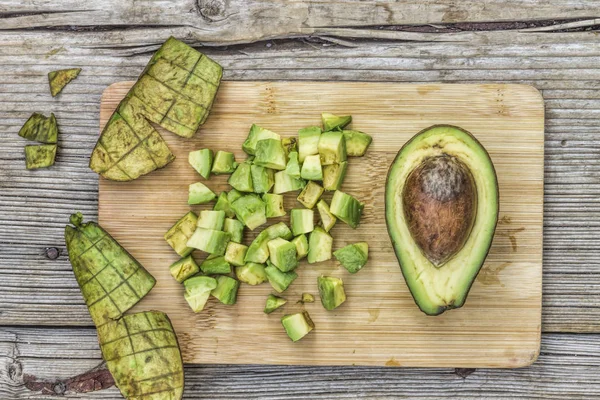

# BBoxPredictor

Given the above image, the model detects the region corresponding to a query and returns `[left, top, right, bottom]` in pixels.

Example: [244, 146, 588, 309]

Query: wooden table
[1, 1, 599, 398]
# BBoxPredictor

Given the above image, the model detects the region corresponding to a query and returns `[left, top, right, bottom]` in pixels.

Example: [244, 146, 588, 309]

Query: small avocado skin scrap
[64, 213, 156, 327]
[48, 68, 81, 97]
[25, 144, 56, 169]
[90, 37, 223, 181]
[97, 311, 184, 400]
[19, 113, 58, 143]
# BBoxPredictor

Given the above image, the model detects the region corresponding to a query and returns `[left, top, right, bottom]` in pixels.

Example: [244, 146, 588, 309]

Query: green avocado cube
[242, 124, 281, 155]
[330, 190, 364, 229]
[164, 211, 198, 257]
[263, 193, 286, 218]
[321, 112, 352, 132]
[316, 199, 337, 232]
[318, 131, 347, 166]
[224, 241, 248, 267]
[188, 148, 213, 179]
[290, 209, 314, 236]
[224, 218, 244, 243]
[300, 154, 323, 181]
[342, 130, 372, 156]
[227, 189, 243, 204]
[273, 171, 306, 194]
[281, 311, 314, 342]
[322, 161, 348, 191]
[231, 194, 267, 230]
[25, 144, 57, 169]
[228, 162, 254, 192]
[282, 137, 298, 156]
[334, 242, 369, 274]
[254, 139, 287, 170]
[267, 238, 298, 272]
[236, 262, 267, 285]
[297, 181, 324, 209]
[200, 254, 231, 275]
[184, 276, 217, 312]
[169, 255, 200, 283]
[211, 275, 240, 305]
[264, 294, 287, 314]
[188, 182, 216, 204]
[251, 165, 275, 193]
[285, 151, 301, 179]
[245, 222, 293, 264]
[308, 227, 333, 264]
[214, 192, 236, 218]
[298, 126, 321, 163]
[212, 150, 237, 174]
[197, 210, 226, 231]
[186, 228, 231, 255]
[291, 234, 309, 260]
[317, 276, 346, 310]
[265, 263, 298, 293]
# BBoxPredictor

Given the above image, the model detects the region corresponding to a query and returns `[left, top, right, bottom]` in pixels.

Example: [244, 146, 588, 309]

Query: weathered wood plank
[1, 327, 599, 399]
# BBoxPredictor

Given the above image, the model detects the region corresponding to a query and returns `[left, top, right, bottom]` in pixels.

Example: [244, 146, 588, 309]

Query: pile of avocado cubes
[164, 113, 372, 342]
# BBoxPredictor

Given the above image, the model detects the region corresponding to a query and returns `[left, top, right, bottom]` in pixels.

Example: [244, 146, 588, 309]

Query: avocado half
[385, 125, 499, 315]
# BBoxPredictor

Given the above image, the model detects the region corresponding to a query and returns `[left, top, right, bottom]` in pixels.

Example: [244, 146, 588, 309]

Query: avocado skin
[385, 125, 499, 316]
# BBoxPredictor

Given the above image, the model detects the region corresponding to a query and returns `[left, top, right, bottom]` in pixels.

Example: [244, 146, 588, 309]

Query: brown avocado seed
[402, 154, 477, 267]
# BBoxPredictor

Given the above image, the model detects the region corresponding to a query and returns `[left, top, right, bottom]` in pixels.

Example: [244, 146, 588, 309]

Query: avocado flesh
[385, 125, 498, 315]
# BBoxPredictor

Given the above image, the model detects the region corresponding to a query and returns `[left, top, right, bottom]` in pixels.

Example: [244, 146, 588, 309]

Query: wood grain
[98, 81, 544, 368]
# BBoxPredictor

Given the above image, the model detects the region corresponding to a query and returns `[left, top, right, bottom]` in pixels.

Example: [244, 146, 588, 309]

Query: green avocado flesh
[89, 37, 222, 181]
[64, 213, 156, 327]
[97, 311, 184, 400]
[385, 125, 499, 316]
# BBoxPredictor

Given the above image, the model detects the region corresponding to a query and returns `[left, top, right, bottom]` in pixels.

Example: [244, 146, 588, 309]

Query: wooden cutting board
[99, 81, 544, 368]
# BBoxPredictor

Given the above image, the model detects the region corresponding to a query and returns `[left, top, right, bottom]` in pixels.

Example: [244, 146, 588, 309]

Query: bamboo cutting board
[99, 81, 544, 368]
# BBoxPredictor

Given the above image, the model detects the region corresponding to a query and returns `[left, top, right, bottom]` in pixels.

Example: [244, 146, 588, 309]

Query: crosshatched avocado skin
[90, 37, 223, 181]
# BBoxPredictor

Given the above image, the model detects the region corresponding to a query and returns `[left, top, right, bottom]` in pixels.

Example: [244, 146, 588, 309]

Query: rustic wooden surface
[99, 81, 544, 368]
[1, 0, 600, 397]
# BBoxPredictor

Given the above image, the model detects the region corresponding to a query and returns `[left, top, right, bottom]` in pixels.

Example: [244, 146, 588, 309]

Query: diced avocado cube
[274, 171, 306, 194]
[251, 165, 275, 193]
[212, 150, 237, 174]
[242, 124, 281, 155]
[267, 238, 298, 272]
[316, 199, 337, 232]
[211, 275, 240, 305]
[254, 139, 287, 170]
[265, 222, 294, 241]
[317, 276, 346, 310]
[200, 254, 231, 274]
[235, 262, 267, 285]
[290, 209, 314, 236]
[265, 263, 298, 293]
[187, 228, 231, 255]
[282, 137, 297, 156]
[263, 193, 286, 218]
[334, 242, 369, 274]
[164, 211, 198, 257]
[308, 227, 333, 264]
[19, 112, 58, 144]
[301, 293, 315, 303]
[184, 276, 217, 312]
[25, 144, 57, 169]
[245, 222, 293, 264]
[298, 126, 321, 163]
[300, 155, 323, 181]
[224, 241, 248, 267]
[231, 194, 267, 230]
[322, 161, 348, 191]
[281, 311, 314, 342]
[321, 112, 352, 132]
[227, 189, 243, 204]
[214, 192, 236, 218]
[342, 130, 372, 156]
[197, 210, 226, 231]
[318, 131, 347, 166]
[330, 190, 364, 229]
[169, 255, 200, 283]
[189, 148, 213, 179]
[285, 151, 301, 179]
[291, 234, 309, 260]
[224, 218, 244, 243]
[297, 181, 324, 209]
[188, 182, 216, 204]
[264, 294, 287, 314]
[228, 162, 254, 192]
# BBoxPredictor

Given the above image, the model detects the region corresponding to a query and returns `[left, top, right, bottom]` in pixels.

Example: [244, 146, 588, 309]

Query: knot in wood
[197, 0, 226, 21]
